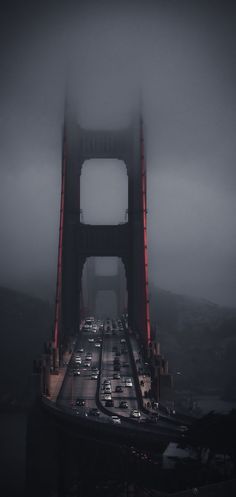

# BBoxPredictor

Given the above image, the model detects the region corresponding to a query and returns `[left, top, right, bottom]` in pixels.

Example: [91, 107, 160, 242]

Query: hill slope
[0, 287, 53, 403]
[150, 286, 236, 398]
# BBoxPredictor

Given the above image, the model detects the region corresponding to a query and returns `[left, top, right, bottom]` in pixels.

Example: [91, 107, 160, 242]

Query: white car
[104, 393, 112, 401]
[131, 409, 141, 418]
[179, 425, 188, 432]
[103, 380, 111, 388]
[125, 379, 133, 387]
[94, 342, 101, 348]
[111, 416, 121, 425]
[91, 373, 98, 380]
[88, 338, 94, 342]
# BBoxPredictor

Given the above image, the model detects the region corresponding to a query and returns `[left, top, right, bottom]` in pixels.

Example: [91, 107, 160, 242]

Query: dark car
[105, 399, 114, 407]
[76, 398, 85, 406]
[114, 364, 121, 372]
[119, 401, 128, 409]
[115, 385, 123, 393]
[89, 408, 100, 416]
[73, 370, 81, 376]
[113, 373, 121, 380]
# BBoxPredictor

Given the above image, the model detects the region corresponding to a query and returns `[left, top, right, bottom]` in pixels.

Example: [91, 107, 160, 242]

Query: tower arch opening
[81, 256, 127, 319]
[80, 159, 128, 225]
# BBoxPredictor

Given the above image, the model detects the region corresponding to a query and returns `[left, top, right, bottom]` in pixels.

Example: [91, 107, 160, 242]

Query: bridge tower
[84, 257, 127, 318]
[53, 102, 151, 363]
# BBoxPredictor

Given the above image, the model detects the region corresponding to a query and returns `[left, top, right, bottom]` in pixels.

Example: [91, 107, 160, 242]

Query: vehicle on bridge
[131, 409, 141, 419]
[111, 415, 121, 425]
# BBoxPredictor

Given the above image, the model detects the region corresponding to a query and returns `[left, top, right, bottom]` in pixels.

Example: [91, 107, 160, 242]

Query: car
[77, 348, 84, 353]
[125, 379, 133, 387]
[104, 394, 112, 401]
[86, 353, 92, 359]
[103, 379, 111, 385]
[89, 408, 100, 417]
[115, 350, 121, 356]
[179, 425, 188, 432]
[120, 338, 126, 344]
[115, 385, 123, 393]
[75, 356, 82, 362]
[119, 401, 128, 409]
[104, 386, 112, 394]
[75, 360, 82, 366]
[91, 367, 99, 372]
[113, 373, 121, 380]
[94, 342, 101, 348]
[83, 325, 90, 331]
[73, 370, 81, 376]
[105, 399, 114, 407]
[114, 365, 121, 372]
[83, 361, 91, 367]
[88, 338, 94, 343]
[131, 409, 141, 418]
[91, 373, 98, 379]
[111, 416, 121, 425]
[112, 346, 118, 352]
[76, 399, 85, 406]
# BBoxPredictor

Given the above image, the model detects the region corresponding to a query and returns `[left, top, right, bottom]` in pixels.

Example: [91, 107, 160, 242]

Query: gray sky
[0, 0, 235, 307]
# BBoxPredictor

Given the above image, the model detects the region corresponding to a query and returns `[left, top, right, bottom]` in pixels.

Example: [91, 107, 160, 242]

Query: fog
[0, 0, 235, 307]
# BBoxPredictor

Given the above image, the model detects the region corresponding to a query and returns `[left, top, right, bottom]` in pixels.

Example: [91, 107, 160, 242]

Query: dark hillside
[150, 286, 236, 399]
[0, 287, 53, 404]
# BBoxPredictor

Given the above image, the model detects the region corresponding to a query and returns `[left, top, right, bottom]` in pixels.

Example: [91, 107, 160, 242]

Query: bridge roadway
[56, 319, 186, 439]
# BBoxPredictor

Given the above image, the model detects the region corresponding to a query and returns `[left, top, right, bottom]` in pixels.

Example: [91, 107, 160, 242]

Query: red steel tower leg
[140, 117, 151, 344]
[53, 127, 67, 368]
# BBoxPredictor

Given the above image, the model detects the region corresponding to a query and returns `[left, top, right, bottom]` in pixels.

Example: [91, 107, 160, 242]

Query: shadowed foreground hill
[150, 286, 236, 398]
[0, 287, 52, 404]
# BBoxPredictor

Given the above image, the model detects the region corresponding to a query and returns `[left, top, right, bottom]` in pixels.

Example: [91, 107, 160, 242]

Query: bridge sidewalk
[129, 334, 152, 409]
[48, 350, 72, 402]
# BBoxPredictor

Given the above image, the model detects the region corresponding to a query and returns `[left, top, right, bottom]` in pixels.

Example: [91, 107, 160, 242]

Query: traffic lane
[71, 336, 101, 405]
[58, 331, 101, 409]
[100, 332, 139, 416]
[102, 336, 137, 399]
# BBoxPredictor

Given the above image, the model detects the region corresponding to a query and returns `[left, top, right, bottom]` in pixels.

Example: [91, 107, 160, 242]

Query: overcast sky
[0, 0, 235, 307]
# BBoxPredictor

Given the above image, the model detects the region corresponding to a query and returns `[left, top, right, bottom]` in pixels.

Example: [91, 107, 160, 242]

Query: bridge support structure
[52, 102, 151, 361]
[83, 256, 127, 317]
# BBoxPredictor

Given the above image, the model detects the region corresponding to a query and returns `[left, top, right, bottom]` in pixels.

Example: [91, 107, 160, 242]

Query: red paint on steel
[140, 118, 151, 344]
[53, 129, 66, 349]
